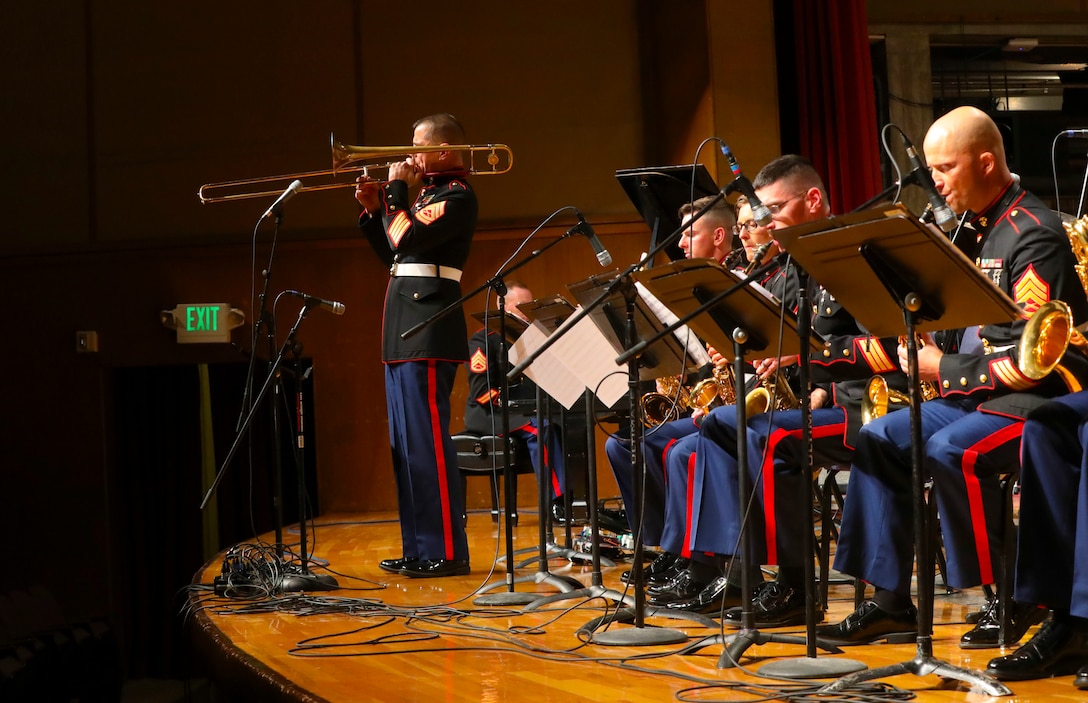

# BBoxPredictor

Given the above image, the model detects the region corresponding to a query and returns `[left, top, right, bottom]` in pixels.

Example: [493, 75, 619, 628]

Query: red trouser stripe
[428, 361, 455, 559]
[960, 422, 1023, 586]
[761, 419, 845, 564]
[682, 450, 697, 558]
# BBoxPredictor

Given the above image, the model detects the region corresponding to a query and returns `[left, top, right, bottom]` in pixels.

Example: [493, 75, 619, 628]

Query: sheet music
[509, 309, 628, 409]
[635, 280, 711, 367]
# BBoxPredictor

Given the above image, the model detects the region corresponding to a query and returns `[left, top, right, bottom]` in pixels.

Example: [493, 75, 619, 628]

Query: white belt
[389, 262, 463, 282]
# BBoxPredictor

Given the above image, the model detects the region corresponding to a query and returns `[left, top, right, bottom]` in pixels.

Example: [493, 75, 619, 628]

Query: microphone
[287, 290, 346, 315]
[900, 134, 956, 233]
[571, 210, 612, 266]
[720, 143, 772, 226]
[261, 179, 304, 220]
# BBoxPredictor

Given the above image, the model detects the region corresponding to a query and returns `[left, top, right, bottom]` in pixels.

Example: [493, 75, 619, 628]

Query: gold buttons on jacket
[959, 377, 968, 386]
[980, 374, 988, 383]
[943, 380, 950, 389]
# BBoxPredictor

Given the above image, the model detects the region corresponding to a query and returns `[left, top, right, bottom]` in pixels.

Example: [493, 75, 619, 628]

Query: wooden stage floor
[188, 508, 1082, 702]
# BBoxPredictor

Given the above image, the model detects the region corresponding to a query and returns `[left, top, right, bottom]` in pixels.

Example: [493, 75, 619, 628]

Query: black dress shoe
[1075, 663, 1088, 690]
[722, 580, 810, 628]
[621, 552, 682, 585]
[646, 570, 708, 607]
[814, 600, 917, 645]
[959, 599, 1049, 649]
[378, 556, 418, 573]
[665, 575, 743, 614]
[400, 558, 470, 578]
[986, 617, 1088, 681]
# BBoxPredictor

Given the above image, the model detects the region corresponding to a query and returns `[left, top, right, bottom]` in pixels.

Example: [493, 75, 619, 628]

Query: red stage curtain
[785, 0, 883, 214]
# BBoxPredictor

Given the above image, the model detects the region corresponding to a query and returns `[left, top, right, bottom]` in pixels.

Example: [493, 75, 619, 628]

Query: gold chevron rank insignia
[388, 211, 411, 246]
[857, 338, 897, 373]
[416, 201, 447, 226]
[991, 357, 1035, 391]
[470, 348, 488, 373]
[1013, 265, 1050, 314]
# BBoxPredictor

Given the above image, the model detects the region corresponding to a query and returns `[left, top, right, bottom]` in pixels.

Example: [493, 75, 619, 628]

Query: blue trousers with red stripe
[688, 405, 855, 565]
[385, 360, 469, 562]
[834, 396, 1018, 596]
[1014, 391, 1088, 618]
[510, 418, 565, 498]
[605, 417, 698, 546]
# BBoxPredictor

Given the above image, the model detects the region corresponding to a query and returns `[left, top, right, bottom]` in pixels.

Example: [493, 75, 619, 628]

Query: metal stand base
[760, 656, 867, 678]
[819, 647, 1012, 696]
[474, 570, 584, 607]
[683, 629, 844, 669]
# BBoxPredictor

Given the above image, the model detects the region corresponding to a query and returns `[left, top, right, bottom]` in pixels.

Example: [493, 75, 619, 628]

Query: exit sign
[161, 303, 245, 344]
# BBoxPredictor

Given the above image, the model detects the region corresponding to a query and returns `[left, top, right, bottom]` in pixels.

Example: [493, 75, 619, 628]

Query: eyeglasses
[731, 220, 759, 236]
[763, 191, 807, 215]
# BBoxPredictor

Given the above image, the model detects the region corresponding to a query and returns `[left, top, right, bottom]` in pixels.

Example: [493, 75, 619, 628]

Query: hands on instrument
[898, 333, 942, 381]
[354, 175, 380, 211]
[388, 157, 423, 188]
[752, 355, 799, 381]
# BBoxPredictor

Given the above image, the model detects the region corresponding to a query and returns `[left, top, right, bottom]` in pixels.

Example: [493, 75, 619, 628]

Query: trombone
[197, 133, 513, 204]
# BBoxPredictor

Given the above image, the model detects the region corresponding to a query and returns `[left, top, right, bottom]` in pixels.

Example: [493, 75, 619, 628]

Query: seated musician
[819, 106, 1088, 646]
[605, 193, 801, 589]
[986, 389, 1088, 688]
[463, 280, 567, 519]
[651, 155, 908, 616]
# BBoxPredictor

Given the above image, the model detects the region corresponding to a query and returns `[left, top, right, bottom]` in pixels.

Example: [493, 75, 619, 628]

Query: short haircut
[752, 154, 826, 197]
[677, 195, 736, 228]
[414, 113, 466, 145]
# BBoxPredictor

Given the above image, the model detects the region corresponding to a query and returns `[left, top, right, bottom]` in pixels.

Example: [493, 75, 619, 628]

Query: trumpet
[197, 133, 513, 204]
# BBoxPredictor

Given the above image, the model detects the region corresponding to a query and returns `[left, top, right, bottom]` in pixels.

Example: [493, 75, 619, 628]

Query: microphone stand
[204, 206, 335, 593]
[203, 301, 337, 591]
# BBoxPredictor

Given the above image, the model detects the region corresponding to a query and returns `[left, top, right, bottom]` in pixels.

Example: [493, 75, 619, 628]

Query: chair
[452, 433, 535, 525]
[995, 471, 1020, 646]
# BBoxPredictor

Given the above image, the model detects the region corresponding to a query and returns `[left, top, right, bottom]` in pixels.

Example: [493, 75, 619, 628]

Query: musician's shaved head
[923, 106, 1013, 215]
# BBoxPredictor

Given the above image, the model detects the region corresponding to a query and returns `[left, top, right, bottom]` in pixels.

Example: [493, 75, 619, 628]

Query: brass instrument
[861, 374, 911, 425]
[861, 336, 938, 424]
[745, 369, 801, 416]
[1066, 215, 1088, 297]
[1014, 215, 1088, 393]
[1018, 299, 1088, 393]
[640, 375, 692, 427]
[641, 365, 739, 428]
[197, 134, 513, 204]
[690, 366, 738, 410]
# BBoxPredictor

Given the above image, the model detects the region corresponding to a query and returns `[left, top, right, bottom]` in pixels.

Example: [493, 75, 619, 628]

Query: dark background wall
[3, 0, 1086, 683]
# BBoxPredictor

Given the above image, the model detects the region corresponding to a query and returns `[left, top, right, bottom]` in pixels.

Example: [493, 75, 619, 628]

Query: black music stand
[538, 272, 718, 644]
[616, 164, 720, 263]
[512, 296, 607, 567]
[633, 259, 848, 667]
[773, 208, 1018, 696]
[472, 303, 585, 604]
[472, 294, 586, 606]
